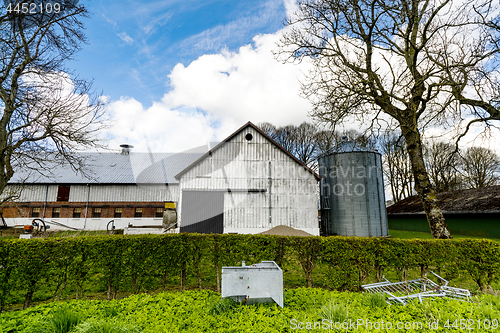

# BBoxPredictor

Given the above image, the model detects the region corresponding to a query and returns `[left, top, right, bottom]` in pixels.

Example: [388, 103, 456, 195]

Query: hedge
[0, 234, 499, 310]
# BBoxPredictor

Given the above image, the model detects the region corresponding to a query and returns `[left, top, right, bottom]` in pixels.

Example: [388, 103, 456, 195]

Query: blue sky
[63, 0, 315, 153]
[69, 0, 288, 107]
[65, 0, 500, 155]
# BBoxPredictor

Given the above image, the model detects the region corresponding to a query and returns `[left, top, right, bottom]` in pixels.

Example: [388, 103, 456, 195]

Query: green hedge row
[0, 234, 499, 310]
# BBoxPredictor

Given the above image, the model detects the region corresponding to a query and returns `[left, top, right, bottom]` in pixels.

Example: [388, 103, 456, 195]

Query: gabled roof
[175, 121, 321, 181]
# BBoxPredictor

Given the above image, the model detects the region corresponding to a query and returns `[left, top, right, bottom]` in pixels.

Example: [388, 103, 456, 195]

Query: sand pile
[259, 225, 312, 236]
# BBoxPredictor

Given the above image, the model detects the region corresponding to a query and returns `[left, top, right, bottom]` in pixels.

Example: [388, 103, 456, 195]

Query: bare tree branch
[0, 1, 107, 197]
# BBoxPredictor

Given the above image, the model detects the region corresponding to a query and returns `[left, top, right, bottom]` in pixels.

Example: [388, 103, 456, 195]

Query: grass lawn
[389, 229, 500, 242]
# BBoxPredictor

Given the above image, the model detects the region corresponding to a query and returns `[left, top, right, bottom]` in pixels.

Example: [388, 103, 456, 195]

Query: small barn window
[73, 208, 82, 218]
[31, 207, 40, 218]
[245, 133, 253, 141]
[155, 208, 163, 218]
[93, 207, 101, 218]
[135, 208, 143, 218]
[57, 185, 70, 201]
[114, 208, 122, 218]
[52, 207, 60, 218]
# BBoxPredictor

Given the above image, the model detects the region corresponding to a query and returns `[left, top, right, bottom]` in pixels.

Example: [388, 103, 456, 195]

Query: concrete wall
[4, 216, 167, 230]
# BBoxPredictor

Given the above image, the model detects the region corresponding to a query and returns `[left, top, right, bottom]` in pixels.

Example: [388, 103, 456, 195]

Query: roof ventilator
[120, 144, 134, 155]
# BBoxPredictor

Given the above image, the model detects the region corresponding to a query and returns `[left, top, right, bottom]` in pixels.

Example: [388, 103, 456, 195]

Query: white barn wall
[1, 185, 59, 202]
[69, 185, 179, 202]
[178, 126, 319, 235]
[3, 184, 179, 202]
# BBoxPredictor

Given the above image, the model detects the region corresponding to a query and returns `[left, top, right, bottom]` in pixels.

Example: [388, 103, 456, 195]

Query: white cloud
[176, 0, 284, 54]
[163, 31, 313, 126]
[104, 2, 317, 153]
[105, 20, 319, 153]
[104, 0, 500, 156]
[118, 32, 134, 44]
[106, 97, 238, 153]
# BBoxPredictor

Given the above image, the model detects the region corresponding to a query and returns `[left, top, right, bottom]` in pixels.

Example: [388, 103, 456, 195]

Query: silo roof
[320, 140, 380, 156]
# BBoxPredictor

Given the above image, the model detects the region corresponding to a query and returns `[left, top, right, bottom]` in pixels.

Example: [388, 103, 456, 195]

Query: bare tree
[424, 141, 462, 193]
[259, 122, 376, 169]
[277, 0, 500, 238]
[259, 122, 297, 155]
[461, 147, 500, 188]
[292, 122, 320, 166]
[380, 133, 413, 203]
[0, 1, 106, 198]
[259, 122, 319, 167]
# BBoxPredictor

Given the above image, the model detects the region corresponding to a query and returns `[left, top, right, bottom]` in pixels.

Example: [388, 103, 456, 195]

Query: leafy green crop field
[1, 289, 499, 332]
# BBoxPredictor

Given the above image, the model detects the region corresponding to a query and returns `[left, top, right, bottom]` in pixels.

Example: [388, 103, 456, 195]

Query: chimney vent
[120, 144, 134, 155]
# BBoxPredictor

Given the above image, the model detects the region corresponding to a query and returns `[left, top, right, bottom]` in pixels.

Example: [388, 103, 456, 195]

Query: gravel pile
[259, 225, 312, 236]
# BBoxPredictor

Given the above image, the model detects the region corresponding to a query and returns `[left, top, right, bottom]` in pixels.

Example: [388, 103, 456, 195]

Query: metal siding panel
[11, 185, 58, 202]
[86, 185, 179, 202]
[319, 151, 387, 237]
[69, 185, 88, 202]
[177, 127, 319, 233]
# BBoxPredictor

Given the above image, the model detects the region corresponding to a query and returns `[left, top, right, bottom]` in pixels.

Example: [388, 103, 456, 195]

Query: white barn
[2, 122, 320, 235]
[176, 122, 320, 235]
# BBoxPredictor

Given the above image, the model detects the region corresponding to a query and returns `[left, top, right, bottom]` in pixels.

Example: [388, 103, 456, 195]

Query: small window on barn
[93, 207, 101, 218]
[31, 207, 40, 218]
[114, 208, 122, 218]
[52, 207, 60, 218]
[155, 208, 163, 218]
[57, 185, 70, 201]
[245, 133, 253, 141]
[73, 208, 82, 218]
[135, 208, 143, 218]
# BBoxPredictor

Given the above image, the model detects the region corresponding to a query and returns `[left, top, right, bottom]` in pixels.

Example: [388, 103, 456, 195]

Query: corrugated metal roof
[9, 151, 205, 185]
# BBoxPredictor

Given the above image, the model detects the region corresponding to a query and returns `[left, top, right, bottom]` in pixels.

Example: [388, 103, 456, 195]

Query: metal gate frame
[362, 271, 471, 305]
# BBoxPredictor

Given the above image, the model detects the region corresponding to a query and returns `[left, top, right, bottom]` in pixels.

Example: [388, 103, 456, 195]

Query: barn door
[180, 191, 224, 234]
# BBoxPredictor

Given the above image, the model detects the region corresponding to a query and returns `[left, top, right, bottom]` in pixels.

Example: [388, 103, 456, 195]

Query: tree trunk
[23, 288, 34, 309]
[402, 127, 452, 239]
[194, 263, 202, 291]
[162, 272, 167, 290]
[180, 268, 186, 291]
[132, 277, 138, 294]
[401, 267, 408, 281]
[57, 279, 67, 301]
[305, 270, 313, 288]
[420, 264, 428, 278]
[216, 262, 220, 293]
[375, 265, 383, 282]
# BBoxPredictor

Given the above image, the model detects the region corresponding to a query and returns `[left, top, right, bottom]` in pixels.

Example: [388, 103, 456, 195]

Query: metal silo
[318, 143, 388, 237]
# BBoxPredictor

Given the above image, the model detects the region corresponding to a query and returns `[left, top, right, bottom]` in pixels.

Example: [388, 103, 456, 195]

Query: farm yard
[1, 233, 500, 332]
